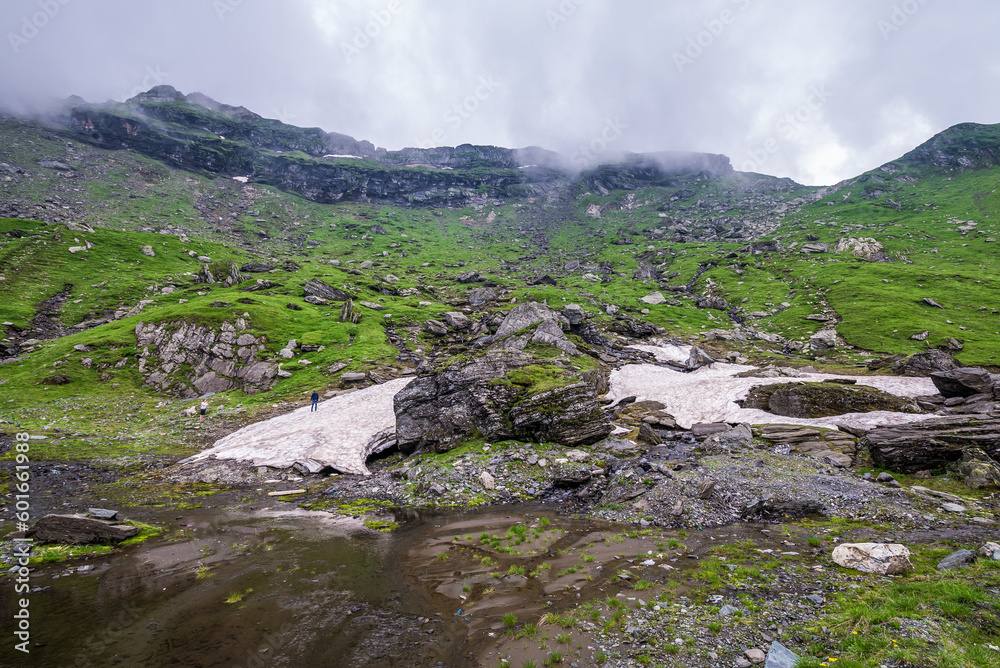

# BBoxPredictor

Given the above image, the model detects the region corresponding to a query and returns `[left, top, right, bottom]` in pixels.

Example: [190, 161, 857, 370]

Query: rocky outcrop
[393, 351, 612, 454]
[753, 424, 858, 467]
[135, 319, 276, 397]
[303, 278, 354, 302]
[866, 415, 1000, 473]
[949, 447, 1000, 489]
[930, 368, 996, 398]
[491, 302, 578, 355]
[740, 382, 919, 418]
[891, 350, 962, 377]
[26, 514, 140, 545]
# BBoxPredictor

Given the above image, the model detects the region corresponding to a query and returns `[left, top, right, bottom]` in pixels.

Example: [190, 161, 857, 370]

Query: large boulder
[303, 278, 354, 302]
[26, 514, 140, 545]
[891, 350, 962, 377]
[930, 368, 995, 398]
[866, 415, 1000, 473]
[393, 351, 612, 454]
[949, 447, 1000, 489]
[492, 302, 577, 355]
[741, 382, 918, 418]
[495, 302, 562, 338]
[831, 543, 912, 575]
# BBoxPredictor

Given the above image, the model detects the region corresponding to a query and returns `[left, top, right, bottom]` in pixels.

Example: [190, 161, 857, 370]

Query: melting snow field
[611, 344, 938, 431]
[187, 378, 413, 475]
[190, 344, 940, 475]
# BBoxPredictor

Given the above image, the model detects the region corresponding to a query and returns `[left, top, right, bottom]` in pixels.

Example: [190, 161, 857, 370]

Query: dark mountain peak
[183, 92, 261, 121]
[126, 84, 185, 104]
[890, 121, 1000, 172]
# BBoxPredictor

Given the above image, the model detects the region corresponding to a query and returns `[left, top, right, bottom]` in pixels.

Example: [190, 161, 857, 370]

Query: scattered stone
[936, 549, 976, 571]
[978, 542, 1000, 560]
[443, 312, 471, 330]
[639, 291, 666, 305]
[764, 641, 799, 668]
[831, 543, 912, 575]
[26, 514, 140, 545]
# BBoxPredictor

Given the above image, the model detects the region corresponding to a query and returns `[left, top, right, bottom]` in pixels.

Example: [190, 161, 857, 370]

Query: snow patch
[607, 355, 937, 431]
[188, 378, 413, 475]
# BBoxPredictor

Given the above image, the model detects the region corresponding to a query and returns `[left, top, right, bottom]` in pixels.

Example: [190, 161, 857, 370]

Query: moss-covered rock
[740, 381, 919, 418]
[950, 447, 1000, 489]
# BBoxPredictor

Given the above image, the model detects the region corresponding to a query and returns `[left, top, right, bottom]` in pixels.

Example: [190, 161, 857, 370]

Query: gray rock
[866, 415, 1000, 473]
[494, 301, 561, 338]
[950, 447, 1000, 489]
[831, 543, 912, 575]
[639, 291, 666, 305]
[303, 278, 353, 302]
[936, 549, 976, 570]
[764, 641, 799, 668]
[422, 319, 448, 336]
[685, 346, 715, 370]
[809, 329, 838, 350]
[393, 351, 612, 454]
[978, 541, 1000, 560]
[456, 270, 483, 283]
[930, 368, 994, 398]
[562, 304, 586, 325]
[241, 261, 276, 273]
[467, 287, 497, 307]
[891, 350, 962, 377]
[26, 514, 140, 545]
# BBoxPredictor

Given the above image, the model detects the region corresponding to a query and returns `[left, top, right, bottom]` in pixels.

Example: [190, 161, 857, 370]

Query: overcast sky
[1, 0, 997, 185]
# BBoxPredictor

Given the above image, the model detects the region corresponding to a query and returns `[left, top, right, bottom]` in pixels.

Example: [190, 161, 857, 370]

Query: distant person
[199, 399, 209, 420]
[311, 391, 319, 412]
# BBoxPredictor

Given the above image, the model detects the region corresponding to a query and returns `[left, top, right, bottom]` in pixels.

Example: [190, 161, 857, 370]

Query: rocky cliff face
[135, 318, 276, 397]
[61, 85, 752, 208]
